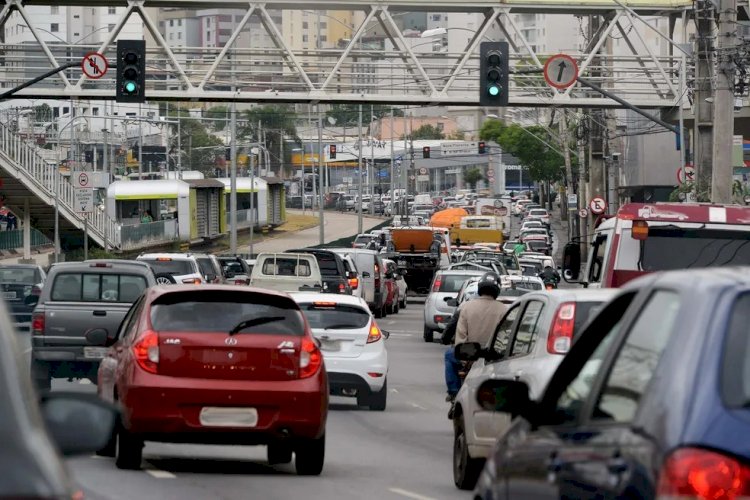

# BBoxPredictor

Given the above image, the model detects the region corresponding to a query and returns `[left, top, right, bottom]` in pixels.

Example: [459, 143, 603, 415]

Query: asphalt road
[42, 299, 469, 500]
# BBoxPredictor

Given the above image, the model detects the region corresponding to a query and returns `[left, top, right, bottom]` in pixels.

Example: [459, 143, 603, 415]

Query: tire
[31, 360, 51, 392]
[400, 298, 407, 309]
[154, 273, 176, 285]
[423, 326, 434, 343]
[374, 306, 383, 319]
[368, 380, 387, 411]
[115, 426, 144, 470]
[295, 434, 325, 476]
[267, 443, 293, 465]
[453, 417, 484, 490]
[393, 302, 399, 314]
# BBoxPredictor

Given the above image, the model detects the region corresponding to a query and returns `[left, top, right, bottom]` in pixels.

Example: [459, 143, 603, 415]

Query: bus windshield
[617, 226, 750, 271]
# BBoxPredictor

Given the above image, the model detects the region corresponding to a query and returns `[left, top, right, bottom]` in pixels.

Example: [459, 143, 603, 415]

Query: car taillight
[657, 448, 750, 500]
[299, 336, 322, 378]
[547, 302, 575, 354]
[339, 282, 345, 293]
[182, 278, 201, 284]
[32, 313, 44, 335]
[367, 321, 382, 343]
[133, 330, 159, 374]
[432, 277, 442, 292]
[349, 277, 359, 290]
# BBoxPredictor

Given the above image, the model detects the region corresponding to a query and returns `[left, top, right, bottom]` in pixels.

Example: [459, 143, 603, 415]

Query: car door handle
[514, 370, 524, 380]
[93, 310, 107, 316]
[607, 456, 628, 475]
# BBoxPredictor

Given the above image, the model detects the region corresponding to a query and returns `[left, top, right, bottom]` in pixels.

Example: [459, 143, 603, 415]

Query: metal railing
[119, 219, 178, 251]
[0, 228, 53, 251]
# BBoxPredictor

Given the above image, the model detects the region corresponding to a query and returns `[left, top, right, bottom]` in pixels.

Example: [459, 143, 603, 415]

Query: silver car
[450, 288, 618, 490]
[423, 270, 486, 342]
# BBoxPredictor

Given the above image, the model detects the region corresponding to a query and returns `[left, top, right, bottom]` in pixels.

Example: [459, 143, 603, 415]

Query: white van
[329, 248, 388, 318]
[249, 253, 322, 293]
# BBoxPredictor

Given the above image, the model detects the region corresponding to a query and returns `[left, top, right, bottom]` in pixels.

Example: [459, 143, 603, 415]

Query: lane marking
[387, 333, 412, 338]
[79, 379, 92, 385]
[389, 488, 436, 500]
[410, 403, 427, 410]
[390, 388, 399, 393]
[145, 469, 176, 479]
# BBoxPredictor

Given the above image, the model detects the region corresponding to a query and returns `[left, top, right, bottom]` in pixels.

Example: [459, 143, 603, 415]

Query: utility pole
[229, 100, 238, 254]
[357, 105, 363, 234]
[318, 105, 324, 246]
[370, 104, 375, 202]
[560, 113, 575, 243]
[390, 108, 395, 198]
[249, 152, 255, 256]
[694, 0, 715, 192]
[177, 107, 182, 177]
[711, 0, 737, 203]
[138, 102, 143, 179]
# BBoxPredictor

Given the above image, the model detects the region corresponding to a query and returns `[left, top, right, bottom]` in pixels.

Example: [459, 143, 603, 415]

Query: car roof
[624, 266, 750, 292]
[138, 253, 199, 260]
[290, 292, 369, 308]
[0, 263, 42, 269]
[146, 284, 297, 301]
[48, 261, 152, 272]
[520, 288, 620, 304]
[438, 269, 488, 276]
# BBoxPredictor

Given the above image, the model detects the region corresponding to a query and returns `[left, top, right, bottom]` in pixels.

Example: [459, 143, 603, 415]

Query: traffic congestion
[2, 190, 750, 500]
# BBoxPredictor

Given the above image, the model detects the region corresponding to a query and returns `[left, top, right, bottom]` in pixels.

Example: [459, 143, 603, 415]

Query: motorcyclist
[444, 272, 508, 402]
[539, 265, 561, 285]
[513, 241, 526, 256]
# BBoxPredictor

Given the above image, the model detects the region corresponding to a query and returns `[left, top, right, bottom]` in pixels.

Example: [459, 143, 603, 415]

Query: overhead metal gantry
[0, 0, 692, 108]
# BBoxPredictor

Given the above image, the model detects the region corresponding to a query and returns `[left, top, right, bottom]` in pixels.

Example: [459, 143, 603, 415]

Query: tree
[446, 130, 467, 140]
[33, 103, 53, 123]
[239, 104, 300, 177]
[410, 124, 445, 140]
[204, 106, 230, 131]
[168, 108, 224, 176]
[464, 168, 484, 190]
[326, 104, 404, 127]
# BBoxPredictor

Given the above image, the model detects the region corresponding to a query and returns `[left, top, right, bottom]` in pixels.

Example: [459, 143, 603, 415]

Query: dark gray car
[29, 260, 156, 390]
[0, 264, 46, 332]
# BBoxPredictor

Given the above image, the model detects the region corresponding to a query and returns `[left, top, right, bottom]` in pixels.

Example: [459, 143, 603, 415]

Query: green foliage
[239, 105, 300, 174]
[464, 168, 484, 190]
[668, 180, 711, 203]
[325, 104, 404, 127]
[168, 107, 224, 175]
[64, 247, 117, 262]
[446, 130, 466, 140]
[410, 124, 444, 140]
[205, 106, 230, 131]
[34, 103, 53, 123]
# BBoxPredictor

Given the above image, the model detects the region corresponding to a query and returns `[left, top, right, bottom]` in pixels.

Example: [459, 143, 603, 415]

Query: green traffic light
[487, 84, 500, 97]
[124, 81, 137, 94]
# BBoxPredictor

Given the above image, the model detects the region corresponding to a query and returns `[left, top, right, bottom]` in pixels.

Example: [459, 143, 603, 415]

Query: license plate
[398, 260, 406, 266]
[320, 339, 341, 352]
[2, 291, 16, 299]
[199, 407, 258, 427]
[83, 347, 108, 359]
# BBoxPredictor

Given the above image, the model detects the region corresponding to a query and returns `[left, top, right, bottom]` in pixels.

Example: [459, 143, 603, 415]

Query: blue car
[471, 267, 750, 499]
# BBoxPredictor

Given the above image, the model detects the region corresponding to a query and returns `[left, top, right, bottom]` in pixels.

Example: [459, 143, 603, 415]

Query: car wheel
[423, 326, 434, 343]
[453, 416, 484, 490]
[400, 298, 407, 309]
[374, 306, 383, 318]
[295, 434, 325, 476]
[115, 426, 144, 470]
[368, 380, 387, 411]
[393, 302, 399, 314]
[267, 443, 293, 465]
[154, 273, 176, 285]
[31, 360, 51, 391]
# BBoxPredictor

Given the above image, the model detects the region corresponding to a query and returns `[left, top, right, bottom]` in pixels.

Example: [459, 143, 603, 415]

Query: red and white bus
[563, 203, 750, 288]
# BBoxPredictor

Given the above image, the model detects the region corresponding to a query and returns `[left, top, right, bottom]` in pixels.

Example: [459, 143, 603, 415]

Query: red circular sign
[589, 196, 607, 215]
[543, 54, 579, 89]
[81, 52, 109, 80]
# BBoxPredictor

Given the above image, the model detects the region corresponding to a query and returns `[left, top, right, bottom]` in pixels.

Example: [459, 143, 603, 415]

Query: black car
[286, 248, 353, 294]
[0, 294, 117, 498]
[0, 264, 46, 332]
[217, 255, 252, 285]
[467, 267, 750, 499]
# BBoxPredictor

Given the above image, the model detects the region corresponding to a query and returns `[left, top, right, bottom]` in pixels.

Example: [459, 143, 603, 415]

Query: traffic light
[423, 146, 431, 159]
[116, 39, 146, 103]
[479, 41, 509, 107]
[478, 141, 486, 154]
[329, 144, 337, 159]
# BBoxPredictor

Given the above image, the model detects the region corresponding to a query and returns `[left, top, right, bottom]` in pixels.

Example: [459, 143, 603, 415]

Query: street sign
[74, 188, 94, 213]
[677, 165, 696, 185]
[81, 52, 109, 80]
[578, 208, 589, 218]
[409, 175, 416, 180]
[417, 175, 429, 182]
[543, 54, 579, 89]
[589, 196, 607, 215]
[73, 171, 90, 188]
[419, 167, 427, 175]
[567, 193, 578, 210]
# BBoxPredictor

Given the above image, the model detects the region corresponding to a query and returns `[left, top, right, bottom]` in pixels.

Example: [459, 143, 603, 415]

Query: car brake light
[133, 330, 159, 374]
[339, 282, 345, 293]
[432, 277, 442, 292]
[657, 447, 750, 500]
[89, 262, 112, 268]
[349, 277, 359, 289]
[367, 321, 382, 343]
[182, 278, 201, 284]
[156, 257, 172, 261]
[547, 302, 575, 354]
[32, 313, 44, 335]
[299, 337, 322, 378]
[313, 301, 336, 308]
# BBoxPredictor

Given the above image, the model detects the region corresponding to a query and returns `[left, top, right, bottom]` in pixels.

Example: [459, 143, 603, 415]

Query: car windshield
[439, 274, 478, 292]
[221, 261, 245, 276]
[51, 273, 147, 302]
[355, 236, 374, 244]
[298, 303, 370, 329]
[141, 259, 194, 276]
[0, 267, 39, 283]
[151, 291, 304, 335]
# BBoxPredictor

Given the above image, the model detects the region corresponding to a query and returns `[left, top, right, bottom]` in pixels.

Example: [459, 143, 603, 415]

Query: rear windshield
[528, 241, 549, 251]
[50, 273, 147, 302]
[439, 274, 477, 292]
[0, 267, 39, 283]
[260, 257, 314, 277]
[315, 255, 340, 276]
[298, 303, 370, 329]
[529, 209, 548, 216]
[722, 293, 750, 408]
[573, 301, 606, 339]
[141, 259, 195, 276]
[151, 291, 304, 335]
[220, 260, 246, 276]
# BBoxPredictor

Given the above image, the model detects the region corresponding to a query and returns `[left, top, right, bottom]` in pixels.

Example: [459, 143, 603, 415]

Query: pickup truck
[249, 253, 323, 293]
[286, 248, 352, 294]
[29, 260, 156, 390]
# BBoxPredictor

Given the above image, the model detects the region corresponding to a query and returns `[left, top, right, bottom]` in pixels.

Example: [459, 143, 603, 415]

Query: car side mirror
[446, 298, 458, 307]
[562, 243, 581, 282]
[205, 273, 217, 282]
[39, 392, 118, 456]
[362, 272, 371, 278]
[454, 342, 483, 361]
[381, 330, 391, 339]
[475, 379, 533, 416]
[85, 328, 113, 347]
[25, 294, 39, 307]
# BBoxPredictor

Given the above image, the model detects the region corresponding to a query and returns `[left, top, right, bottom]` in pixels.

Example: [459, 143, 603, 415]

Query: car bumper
[323, 348, 387, 394]
[119, 370, 328, 443]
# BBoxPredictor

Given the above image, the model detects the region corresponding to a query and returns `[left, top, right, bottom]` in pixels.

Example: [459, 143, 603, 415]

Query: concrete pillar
[23, 197, 30, 260]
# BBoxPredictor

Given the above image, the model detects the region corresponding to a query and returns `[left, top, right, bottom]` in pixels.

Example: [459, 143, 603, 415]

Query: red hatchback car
[93, 285, 328, 475]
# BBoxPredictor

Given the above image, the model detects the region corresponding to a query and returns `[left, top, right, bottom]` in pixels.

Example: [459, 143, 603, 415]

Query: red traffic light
[423, 146, 431, 159]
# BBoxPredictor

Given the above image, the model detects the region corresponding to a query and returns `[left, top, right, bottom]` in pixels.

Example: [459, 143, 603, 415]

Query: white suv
[136, 253, 205, 285]
[292, 292, 389, 411]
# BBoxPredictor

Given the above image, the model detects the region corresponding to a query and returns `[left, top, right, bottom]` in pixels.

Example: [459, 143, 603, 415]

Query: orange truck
[389, 227, 448, 296]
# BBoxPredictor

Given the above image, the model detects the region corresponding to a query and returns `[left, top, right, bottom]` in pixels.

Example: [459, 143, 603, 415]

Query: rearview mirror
[40, 392, 118, 456]
[562, 242, 581, 282]
[476, 379, 533, 415]
[454, 342, 483, 361]
[381, 330, 391, 339]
